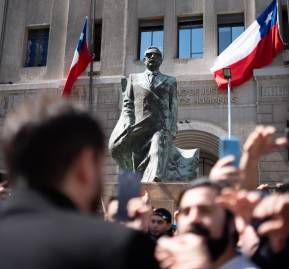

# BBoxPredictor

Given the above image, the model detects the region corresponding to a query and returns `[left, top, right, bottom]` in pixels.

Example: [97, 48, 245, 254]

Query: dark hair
[2, 97, 105, 188]
[153, 208, 172, 223]
[144, 46, 162, 58]
[177, 177, 222, 208]
[275, 182, 289, 193]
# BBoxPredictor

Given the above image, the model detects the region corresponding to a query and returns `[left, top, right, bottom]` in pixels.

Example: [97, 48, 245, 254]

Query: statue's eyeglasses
[145, 52, 161, 58]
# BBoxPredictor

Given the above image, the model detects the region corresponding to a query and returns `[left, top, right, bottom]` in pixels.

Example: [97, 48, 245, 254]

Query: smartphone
[116, 169, 142, 221]
[219, 136, 241, 167]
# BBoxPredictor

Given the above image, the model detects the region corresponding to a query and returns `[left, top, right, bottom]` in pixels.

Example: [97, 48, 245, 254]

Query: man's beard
[189, 212, 233, 262]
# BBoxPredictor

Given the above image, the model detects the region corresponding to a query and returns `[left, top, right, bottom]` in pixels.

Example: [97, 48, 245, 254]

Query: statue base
[103, 182, 191, 218]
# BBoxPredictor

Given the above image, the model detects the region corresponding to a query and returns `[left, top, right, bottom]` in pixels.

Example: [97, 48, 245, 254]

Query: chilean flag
[211, 0, 285, 90]
[62, 18, 92, 97]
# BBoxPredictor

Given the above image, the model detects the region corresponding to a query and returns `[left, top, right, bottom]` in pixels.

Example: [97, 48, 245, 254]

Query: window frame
[138, 19, 164, 60]
[177, 15, 204, 59]
[24, 25, 50, 68]
[93, 19, 102, 62]
[217, 13, 244, 55]
[281, 5, 289, 49]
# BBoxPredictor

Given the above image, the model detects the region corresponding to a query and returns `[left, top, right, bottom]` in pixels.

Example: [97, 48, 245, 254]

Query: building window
[138, 19, 163, 60]
[218, 14, 244, 55]
[25, 28, 49, 67]
[93, 20, 102, 61]
[178, 16, 203, 59]
[282, 6, 289, 49]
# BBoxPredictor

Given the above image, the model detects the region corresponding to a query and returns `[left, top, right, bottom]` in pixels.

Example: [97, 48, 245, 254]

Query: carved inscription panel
[261, 86, 289, 98]
[178, 86, 238, 106]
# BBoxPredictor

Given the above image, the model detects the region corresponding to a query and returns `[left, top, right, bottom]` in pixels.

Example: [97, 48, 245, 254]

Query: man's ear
[74, 148, 95, 185]
[175, 210, 179, 219]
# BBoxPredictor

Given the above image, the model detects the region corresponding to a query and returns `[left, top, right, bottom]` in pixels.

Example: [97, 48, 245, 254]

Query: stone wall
[255, 67, 289, 183]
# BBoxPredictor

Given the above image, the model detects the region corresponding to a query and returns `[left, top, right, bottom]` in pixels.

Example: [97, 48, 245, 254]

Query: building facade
[0, 0, 289, 189]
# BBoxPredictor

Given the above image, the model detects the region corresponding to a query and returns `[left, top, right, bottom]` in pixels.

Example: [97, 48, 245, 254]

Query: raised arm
[240, 125, 287, 190]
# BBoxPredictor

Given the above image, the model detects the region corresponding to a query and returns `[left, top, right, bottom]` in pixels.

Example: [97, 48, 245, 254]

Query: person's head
[149, 207, 172, 238]
[2, 97, 105, 213]
[176, 178, 235, 262]
[143, 46, 163, 72]
[105, 196, 118, 222]
[275, 182, 289, 193]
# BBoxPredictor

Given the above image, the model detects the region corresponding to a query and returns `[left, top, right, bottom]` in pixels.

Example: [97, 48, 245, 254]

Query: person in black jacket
[0, 97, 160, 269]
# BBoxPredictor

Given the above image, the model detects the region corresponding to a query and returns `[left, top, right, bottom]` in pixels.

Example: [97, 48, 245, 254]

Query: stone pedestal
[103, 182, 191, 217]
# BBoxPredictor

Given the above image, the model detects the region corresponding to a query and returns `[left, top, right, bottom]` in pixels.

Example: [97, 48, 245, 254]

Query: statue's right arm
[122, 74, 135, 129]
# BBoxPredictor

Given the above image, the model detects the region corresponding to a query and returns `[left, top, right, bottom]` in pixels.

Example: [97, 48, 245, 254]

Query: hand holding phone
[219, 136, 241, 168]
[116, 170, 142, 221]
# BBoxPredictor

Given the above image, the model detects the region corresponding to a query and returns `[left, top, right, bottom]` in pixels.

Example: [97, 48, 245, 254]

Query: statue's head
[143, 46, 163, 71]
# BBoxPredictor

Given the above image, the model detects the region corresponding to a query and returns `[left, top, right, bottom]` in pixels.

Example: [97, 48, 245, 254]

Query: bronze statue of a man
[109, 47, 198, 182]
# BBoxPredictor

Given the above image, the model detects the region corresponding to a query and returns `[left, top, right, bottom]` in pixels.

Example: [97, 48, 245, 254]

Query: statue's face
[144, 50, 163, 71]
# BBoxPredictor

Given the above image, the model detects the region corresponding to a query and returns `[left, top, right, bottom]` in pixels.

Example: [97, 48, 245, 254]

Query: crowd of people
[0, 97, 288, 269]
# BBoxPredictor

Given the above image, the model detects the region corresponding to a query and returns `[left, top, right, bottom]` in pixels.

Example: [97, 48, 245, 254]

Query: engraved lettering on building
[261, 86, 289, 97]
[178, 87, 238, 106]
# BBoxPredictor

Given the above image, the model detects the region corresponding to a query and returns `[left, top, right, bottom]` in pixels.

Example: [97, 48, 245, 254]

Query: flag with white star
[211, 0, 285, 90]
[62, 17, 92, 97]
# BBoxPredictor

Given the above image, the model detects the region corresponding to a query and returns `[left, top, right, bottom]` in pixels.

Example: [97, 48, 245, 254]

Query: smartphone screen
[219, 136, 241, 167]
[116, 169, 142, 221]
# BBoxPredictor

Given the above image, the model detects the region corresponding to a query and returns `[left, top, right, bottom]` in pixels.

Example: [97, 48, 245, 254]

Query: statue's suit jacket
[109, 71, 178, 171]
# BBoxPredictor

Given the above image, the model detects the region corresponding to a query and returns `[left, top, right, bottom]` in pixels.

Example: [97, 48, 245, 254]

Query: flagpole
[223, 68, 232, 138]
[228, 78, 231, 138]
[89, 0, 95, 113]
